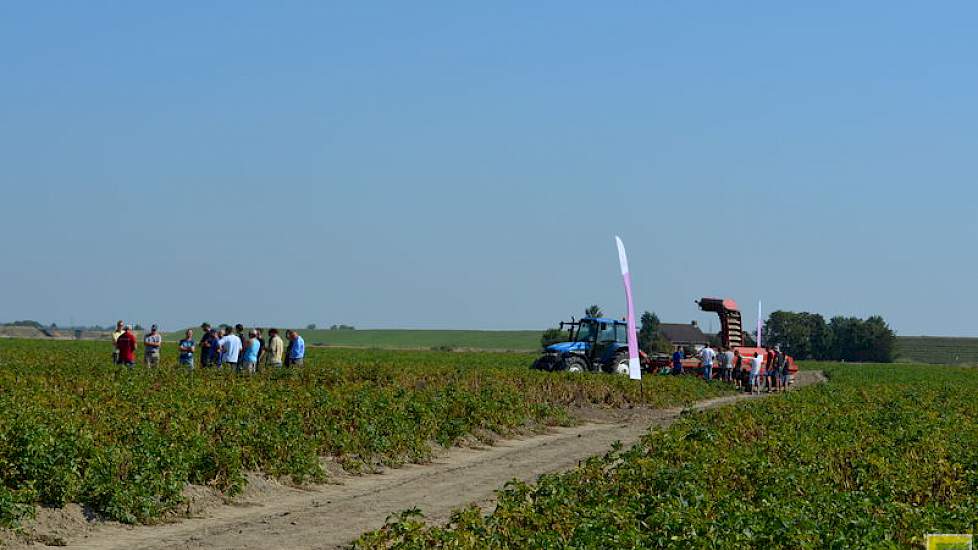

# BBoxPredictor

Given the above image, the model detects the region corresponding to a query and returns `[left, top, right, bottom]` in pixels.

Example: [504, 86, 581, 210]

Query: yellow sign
[926, 534, 973, 550]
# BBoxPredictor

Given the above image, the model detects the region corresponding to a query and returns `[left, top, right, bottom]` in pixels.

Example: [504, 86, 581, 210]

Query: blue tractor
[531, 317, 639, 374]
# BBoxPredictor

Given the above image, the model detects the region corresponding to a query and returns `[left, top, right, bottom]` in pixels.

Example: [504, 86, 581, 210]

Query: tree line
[541, 305, 897, 363]
[763, 311, 896, 362]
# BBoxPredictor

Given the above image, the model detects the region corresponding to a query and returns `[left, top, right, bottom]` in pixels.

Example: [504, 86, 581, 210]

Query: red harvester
[651, 297, 799, 383]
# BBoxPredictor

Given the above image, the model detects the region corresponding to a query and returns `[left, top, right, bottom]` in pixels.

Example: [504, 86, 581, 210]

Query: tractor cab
[532, 317, 635, 374]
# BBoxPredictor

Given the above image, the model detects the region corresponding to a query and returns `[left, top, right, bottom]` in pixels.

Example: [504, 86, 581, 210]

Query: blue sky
[1, 2, 975, 335]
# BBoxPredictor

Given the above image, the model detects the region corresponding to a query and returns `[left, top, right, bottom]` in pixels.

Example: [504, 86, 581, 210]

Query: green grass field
[167, 328, 544, 352]
[167, 329, 978, 361]
[895, 336, 978, 365]
[296, 329, 541, 351]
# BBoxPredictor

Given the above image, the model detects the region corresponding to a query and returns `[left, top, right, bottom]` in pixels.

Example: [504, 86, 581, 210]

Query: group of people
[671, 344, 791, 394]
[110, 321, 307, 373]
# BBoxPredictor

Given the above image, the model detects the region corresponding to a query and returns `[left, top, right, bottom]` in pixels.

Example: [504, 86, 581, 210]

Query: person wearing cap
[178, 329, 195, 370]
[265, 328, 284, 368]
[116, 325, 137, 367]
[111, 320, 125, 364]
[144, 324, 163, 367]
[240, 329, 260, 374]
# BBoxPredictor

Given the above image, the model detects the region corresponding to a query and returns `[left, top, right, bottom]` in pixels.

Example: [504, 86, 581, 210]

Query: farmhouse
[658, 322, 709, 348]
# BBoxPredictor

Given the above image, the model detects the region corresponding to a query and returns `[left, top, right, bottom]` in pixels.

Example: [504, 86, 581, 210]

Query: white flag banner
[615, 236, 641, 380]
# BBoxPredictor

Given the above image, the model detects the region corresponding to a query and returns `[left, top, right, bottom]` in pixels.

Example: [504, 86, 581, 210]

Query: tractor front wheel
[612, 352, 630, 376]
[562, 356, 587, 373]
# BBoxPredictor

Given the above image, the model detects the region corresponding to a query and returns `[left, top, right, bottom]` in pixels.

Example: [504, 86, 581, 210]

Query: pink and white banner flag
[615, 236, 641, 380]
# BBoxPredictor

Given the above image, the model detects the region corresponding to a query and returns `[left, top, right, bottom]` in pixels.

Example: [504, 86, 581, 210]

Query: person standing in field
[776, 347, 788, 391]
[766, 347, 778, 393]
[239, 329, 260, 374]
[265, 328, 284, 368]
[203, 328, 220, 367]
[749, 351, 763, 394]
[716, 346, 729, 382]
[285, 329, 305, 367]
[254, 328, 266, 367]
[671, 346, 684, 375]
[779, 349, 791, 390]
[116, 324, 137, 367]
[733, 349, 743, 390]
[111, 320, 125, 364]
[699, 344, 716, 381]
[218, 327, 242, 370]
[723, 347, 735, 383]
[144, 324, 162, 367]
[178, 329, 195, 370]
[199, 323, 214, 367]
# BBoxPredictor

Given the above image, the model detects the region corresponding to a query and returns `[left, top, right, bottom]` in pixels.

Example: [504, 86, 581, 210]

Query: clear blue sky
[1, 2, 975, 335]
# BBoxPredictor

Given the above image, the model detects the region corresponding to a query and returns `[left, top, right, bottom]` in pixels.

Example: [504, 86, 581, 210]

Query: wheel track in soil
[58, 371, 826, 550]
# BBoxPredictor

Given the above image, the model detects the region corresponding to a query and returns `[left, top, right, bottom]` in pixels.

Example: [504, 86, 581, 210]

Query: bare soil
[7, 371, 826, 550]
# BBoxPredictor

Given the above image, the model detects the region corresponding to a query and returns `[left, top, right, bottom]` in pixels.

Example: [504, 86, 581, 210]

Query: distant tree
[8, 320, 45, 329]
[763, 311, 832, 359]
[828, 315, 895, 362]
[743, 331, 757, 347]
[585, 305, 603, 318]
[306, 323, 317, 330]
[329, 324, 356, 331]
[49, 323, 57, 329]
[638, 311, 660, 353]
[862, 315, 896, 362]
[540, 327, 568, 349]
[134, 324, 145, 331]
[636, 311, 674, 354]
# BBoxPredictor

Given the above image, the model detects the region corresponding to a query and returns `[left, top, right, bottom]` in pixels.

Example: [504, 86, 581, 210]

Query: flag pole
[757, 300, 763, 347]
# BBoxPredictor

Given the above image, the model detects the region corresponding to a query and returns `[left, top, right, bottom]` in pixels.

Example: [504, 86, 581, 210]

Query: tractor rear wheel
[561, 356, 587, 373]
[532, 355, 559, 371]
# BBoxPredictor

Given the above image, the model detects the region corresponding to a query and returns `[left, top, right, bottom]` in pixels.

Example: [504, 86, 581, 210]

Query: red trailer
[649, 297, 799, 383]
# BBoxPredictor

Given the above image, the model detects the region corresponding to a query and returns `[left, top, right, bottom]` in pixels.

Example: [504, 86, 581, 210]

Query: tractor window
[597, 323, 615, 343]
[615, 324, 628, 344]
[574, 322, 595, 342]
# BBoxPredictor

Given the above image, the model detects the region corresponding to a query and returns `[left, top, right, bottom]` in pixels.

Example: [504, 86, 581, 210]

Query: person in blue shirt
[178, 329, 195, 369]
[205, 328, 221, 367]
[671, 346, 684, 375]
[286, 330, 305, 367]
[239, 329, 260, 374]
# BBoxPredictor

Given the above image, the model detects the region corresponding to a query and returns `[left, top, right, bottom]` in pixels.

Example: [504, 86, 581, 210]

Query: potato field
[0, 339, 726, 527]
[356, 362, 978, 548]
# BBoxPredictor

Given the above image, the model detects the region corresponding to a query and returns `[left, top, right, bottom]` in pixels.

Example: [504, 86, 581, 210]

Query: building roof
[658, 323, 709, 345]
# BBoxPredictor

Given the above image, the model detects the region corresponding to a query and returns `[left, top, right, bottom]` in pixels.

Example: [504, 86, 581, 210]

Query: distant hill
[895, 336, 978, 365]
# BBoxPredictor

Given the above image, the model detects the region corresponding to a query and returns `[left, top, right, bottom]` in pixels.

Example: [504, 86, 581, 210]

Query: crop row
[0, 339, 727, 526]
[356, 362, 978, 548]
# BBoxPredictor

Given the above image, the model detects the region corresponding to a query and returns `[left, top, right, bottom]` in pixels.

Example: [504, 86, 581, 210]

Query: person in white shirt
[699, 345, 716, 381]
[217, 327, 243, 369]
[749, 352, 763, 394]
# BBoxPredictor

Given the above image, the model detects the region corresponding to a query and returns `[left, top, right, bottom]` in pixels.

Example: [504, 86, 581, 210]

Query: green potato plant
[356, 362, 978, 549]
[0, 339, 725, 526]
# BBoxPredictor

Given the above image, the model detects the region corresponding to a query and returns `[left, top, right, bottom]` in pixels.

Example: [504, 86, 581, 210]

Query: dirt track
[28, 371, 825, 550]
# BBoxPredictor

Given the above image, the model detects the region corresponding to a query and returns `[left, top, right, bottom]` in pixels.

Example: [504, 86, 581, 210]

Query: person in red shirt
[116, 325, 137, 367]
